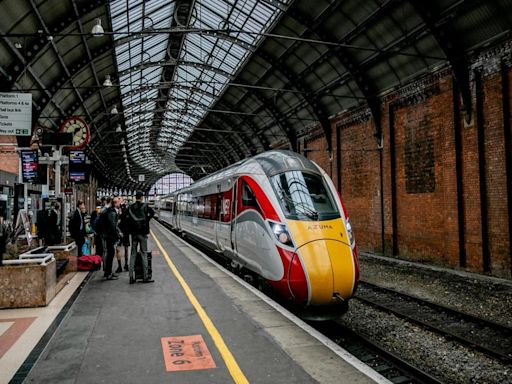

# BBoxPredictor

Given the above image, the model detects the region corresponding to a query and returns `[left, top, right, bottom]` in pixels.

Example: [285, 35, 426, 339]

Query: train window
[242, 182, 259, 209]
[270, 171, 339, 221]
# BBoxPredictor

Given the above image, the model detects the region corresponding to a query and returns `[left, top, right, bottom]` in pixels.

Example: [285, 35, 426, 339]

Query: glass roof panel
[109, 0, 291, 174]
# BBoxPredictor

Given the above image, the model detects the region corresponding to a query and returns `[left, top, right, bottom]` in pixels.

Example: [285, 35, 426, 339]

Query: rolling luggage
[134, 251, 152, 280]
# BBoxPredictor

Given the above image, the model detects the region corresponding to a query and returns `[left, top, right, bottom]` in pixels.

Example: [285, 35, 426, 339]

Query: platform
[1, 222, 389, 384]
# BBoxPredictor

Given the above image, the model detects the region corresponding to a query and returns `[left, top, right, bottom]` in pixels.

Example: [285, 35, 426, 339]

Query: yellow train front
[253, 152, 360, 319]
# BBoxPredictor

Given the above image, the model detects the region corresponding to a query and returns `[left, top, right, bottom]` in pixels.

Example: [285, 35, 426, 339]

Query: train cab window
[270, 171, 339, 221]
[242, 181, 259, 209]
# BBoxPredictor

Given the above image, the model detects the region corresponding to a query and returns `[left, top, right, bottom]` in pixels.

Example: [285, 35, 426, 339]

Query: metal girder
[257, 49, 333, 152]
[117, 60, 233, 80]
[408, 0, 472, 123]
[5, 0, 111, 90]
[286, 5, 383, 143]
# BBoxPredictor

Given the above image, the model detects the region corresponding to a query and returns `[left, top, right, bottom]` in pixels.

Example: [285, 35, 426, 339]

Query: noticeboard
[69, 150, 87, 183]
[21, 150, 39, 183]
[0, 92, 32, 136]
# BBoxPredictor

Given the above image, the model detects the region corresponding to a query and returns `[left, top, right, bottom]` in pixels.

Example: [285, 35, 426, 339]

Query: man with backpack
[127, 191, 155, 284]
[95, 197, 121, 280]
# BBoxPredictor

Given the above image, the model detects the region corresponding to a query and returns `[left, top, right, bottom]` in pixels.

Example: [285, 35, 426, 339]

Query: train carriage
[158, 150, 359, 318]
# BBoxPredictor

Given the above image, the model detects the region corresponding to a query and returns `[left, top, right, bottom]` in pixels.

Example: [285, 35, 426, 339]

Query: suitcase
[134, 251, 152, 281]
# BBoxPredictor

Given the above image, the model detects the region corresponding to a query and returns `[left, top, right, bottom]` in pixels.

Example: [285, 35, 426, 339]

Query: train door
[214, 188, 222, 249]
[230, 179, 238, 252]
[176, 194, 182, 230]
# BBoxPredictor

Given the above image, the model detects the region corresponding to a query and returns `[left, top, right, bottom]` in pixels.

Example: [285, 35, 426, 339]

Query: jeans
[129, 234, 148, 280]
[75, 236, 85, 257]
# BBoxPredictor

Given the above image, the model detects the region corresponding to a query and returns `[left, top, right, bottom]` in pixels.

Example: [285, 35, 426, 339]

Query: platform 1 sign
[161, 335, 216, 372]
[0, 93, 32, 136]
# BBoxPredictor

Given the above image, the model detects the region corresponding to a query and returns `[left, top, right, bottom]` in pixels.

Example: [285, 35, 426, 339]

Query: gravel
[339, 300, 512, 384]
[358, 253, 512, 327]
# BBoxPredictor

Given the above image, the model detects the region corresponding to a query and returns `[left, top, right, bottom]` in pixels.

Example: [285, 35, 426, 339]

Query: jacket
[127, 201, 155, 235]
[69, 209, 86, 240]
[102, 206, 119, 241]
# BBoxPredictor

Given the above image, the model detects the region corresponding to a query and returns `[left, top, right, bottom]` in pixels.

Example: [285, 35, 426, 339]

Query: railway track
[355, 282, 512, 364]
[155, 219, 444, 383]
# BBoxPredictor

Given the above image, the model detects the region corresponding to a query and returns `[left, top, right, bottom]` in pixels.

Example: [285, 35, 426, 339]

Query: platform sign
[20, 150, 38, 183]
[161, 335, 216, 372]
[0, 93, 32, 136]
[69, 150, 87, 183]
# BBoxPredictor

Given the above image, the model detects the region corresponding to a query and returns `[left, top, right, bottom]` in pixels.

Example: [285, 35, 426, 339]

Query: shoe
[129, 277, 136, 284]
[106, 274, 119, 280]
[142, 278, 154, 283]
[115, 265, 122, 273]
[124, 264, 129, 272]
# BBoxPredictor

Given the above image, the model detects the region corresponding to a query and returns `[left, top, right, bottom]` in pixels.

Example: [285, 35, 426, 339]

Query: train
[156, 150, 359, 319]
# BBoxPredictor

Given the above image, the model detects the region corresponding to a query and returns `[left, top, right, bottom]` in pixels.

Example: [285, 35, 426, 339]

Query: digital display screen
[21, 150, 38, 183]
[69, 150, 87, 183]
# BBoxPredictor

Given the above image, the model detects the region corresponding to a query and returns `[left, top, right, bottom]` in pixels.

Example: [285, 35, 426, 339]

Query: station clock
[59, 116, 90, 149]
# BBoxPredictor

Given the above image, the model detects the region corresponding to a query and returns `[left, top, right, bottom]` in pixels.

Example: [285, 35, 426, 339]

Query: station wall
[303, 44, 512, 279]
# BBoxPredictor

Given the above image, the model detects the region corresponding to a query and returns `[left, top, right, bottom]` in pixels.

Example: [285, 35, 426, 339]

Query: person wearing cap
[127, 191, 155, 284]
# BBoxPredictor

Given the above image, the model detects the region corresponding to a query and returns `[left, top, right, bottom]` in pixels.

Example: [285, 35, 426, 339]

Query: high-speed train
[157, 150, 359, 317]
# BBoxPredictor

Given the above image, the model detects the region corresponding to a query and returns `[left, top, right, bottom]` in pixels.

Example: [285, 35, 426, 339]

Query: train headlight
[346, 218, 355, 247]
[272, 223, 294, 247]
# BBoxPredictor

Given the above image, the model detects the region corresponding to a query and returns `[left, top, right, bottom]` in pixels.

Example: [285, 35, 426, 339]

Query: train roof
[253, 150, 321, 177]
[168, 150, 321, 196]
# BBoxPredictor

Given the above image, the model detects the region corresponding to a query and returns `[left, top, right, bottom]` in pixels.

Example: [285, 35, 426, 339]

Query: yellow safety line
[150, 229, 249, 384]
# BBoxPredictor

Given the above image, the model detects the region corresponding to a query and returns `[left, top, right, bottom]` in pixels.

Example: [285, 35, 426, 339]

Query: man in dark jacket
[69, 200, 87, 256]
[103, 197, 121, 280]
[128, 191, 155, 284]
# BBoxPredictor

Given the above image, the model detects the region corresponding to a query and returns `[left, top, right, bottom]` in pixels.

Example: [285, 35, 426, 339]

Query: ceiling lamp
[115, 124, 122, 132]
[110, 106, 118, 114]
[92, 18, 104, 37]
[120, 139, 125, 145]
[103, 75, 112, 87]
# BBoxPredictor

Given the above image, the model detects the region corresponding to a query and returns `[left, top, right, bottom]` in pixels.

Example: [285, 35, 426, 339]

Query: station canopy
[1, 0, 511, 189]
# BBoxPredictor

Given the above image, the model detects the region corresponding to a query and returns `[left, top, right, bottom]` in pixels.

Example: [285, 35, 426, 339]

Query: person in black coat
[69, 200, 87, 256]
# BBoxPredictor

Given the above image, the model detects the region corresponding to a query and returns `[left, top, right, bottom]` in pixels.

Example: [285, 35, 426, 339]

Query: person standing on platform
[46, 202, 61, 246]
[102, 197, 121, 280]
[118, 197, 130, 272]
[69, 200, 87, 256]
[90, 201, 102, 256]
[127, 191, 155, 284]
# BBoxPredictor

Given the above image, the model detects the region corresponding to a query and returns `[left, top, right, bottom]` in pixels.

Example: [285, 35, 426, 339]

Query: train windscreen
[270, 171, 340, 221]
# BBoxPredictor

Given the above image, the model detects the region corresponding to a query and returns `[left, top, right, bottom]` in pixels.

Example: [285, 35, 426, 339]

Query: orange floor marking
[161, 334, 216, 372]
[0, 317, 36, 359]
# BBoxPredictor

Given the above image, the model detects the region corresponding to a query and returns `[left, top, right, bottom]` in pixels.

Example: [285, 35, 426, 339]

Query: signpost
[0, 93, 32, 136]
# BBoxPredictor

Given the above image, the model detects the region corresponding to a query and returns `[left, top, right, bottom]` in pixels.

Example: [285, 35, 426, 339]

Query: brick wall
[298, 50, 512, 279]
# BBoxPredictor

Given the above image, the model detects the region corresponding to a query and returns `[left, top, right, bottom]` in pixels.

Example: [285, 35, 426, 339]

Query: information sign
[20, 150, 38, 183]
[69, 150, 86, 183]
[0, 93, 32, 136]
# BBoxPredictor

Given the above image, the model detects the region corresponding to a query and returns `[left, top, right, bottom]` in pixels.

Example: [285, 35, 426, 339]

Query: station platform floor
[2, 222, 388, 384]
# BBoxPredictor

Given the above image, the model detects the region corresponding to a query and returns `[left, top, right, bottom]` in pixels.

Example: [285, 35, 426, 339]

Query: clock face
[60, 116, 90, 149]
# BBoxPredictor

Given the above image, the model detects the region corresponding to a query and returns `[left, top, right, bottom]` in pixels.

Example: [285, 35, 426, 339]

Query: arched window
[148, 173, 193, 196]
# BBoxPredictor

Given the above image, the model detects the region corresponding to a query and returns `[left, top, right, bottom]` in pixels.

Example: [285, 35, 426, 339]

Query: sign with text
[161, 335, 216, 372]
[21, 150, 38, 183]
[0, 93, 32, 136]
[69, 150, 87, 183]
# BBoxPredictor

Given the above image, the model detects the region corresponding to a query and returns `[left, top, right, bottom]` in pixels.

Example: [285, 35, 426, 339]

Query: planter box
[0, 260, 57, 309]
[48, 242, 78, 273]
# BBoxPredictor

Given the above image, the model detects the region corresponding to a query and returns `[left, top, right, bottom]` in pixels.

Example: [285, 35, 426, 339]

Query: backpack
[93, 209, 108, 235]
[128, 203, 148, 233]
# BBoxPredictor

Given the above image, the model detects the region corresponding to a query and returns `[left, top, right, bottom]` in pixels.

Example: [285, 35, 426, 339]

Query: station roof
[1, 0, 511, 188]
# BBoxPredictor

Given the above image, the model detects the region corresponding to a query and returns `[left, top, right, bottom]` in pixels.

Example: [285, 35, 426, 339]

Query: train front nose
[292, 239, 356, 306]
